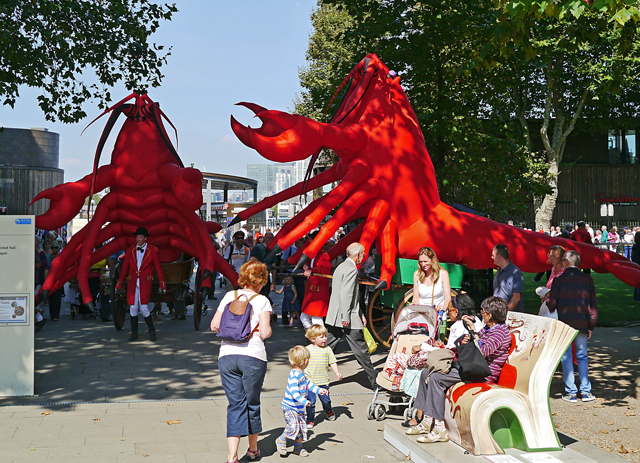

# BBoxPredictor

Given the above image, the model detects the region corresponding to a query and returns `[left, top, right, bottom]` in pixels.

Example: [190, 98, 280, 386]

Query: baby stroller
[367, 304, 438, 421]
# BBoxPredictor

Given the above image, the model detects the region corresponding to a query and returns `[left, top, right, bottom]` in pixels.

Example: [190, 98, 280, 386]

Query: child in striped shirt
[304, 324, 342, 428]
[276, 345, 328, 457]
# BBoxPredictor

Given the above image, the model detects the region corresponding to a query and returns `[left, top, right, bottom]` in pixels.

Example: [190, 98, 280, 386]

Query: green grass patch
[522, 272, 640, 326]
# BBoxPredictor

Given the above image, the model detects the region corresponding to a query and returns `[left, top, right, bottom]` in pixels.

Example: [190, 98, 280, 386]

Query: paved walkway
[0, 285, 404, 463]
[1, 282, 635, 462]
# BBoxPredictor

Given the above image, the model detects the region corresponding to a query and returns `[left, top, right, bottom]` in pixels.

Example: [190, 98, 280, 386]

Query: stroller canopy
[392, 305, 438, 340]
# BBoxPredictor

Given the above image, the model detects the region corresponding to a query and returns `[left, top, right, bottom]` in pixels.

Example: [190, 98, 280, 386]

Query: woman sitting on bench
[405, 296, 511, 444]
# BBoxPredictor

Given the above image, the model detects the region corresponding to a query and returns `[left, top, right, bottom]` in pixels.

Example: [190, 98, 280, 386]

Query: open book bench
[443, 312, 577, 456]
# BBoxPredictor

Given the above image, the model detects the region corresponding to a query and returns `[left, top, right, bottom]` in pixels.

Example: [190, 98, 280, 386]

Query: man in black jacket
[546, 250, 597, 403]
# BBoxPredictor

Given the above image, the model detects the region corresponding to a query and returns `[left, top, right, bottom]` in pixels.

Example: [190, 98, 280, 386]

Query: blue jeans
[306, 385, 331, 423]
[218, 355, 268, 437]
[560, 333, 591, 395]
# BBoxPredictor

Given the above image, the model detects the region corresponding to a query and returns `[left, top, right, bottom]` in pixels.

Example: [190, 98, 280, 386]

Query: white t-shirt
[224, 244, 249, 272]
[217, 289, 272, 362]
[445, 316, 485, 349]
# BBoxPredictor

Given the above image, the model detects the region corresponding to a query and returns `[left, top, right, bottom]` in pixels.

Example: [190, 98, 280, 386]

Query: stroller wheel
[366, 403, 375, 420]
[374, 404, 386, 421]
[403, 407, 416, 422]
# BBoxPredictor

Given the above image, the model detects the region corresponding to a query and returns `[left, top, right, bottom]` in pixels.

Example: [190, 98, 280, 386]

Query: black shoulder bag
[454, 324, 492, 380]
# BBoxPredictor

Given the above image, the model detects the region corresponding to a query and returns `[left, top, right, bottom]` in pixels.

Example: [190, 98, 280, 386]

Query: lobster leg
[375, 218, 398, 290]
[158, 164, 203, 211]
[31, 165, 116, 231]
[302, 179, 380, 260]
[52, 236, 131, 293]
[268, 196, 328, 252]
[77, 194, 118, 304]
[232, 164, 342, 224]
[44, 221, 131, 292]
[274, 158, 370, 252]
[327, 221, 365, 262]
[164, 208, 215, 285]
[359, 199, 390, 257]
[212, 251, 239, 288]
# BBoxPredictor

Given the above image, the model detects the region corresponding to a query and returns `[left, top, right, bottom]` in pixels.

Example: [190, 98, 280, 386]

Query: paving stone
[135, 440, 209, 455]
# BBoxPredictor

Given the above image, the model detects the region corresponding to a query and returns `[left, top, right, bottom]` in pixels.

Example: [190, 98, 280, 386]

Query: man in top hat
[116, 227, 166, 341]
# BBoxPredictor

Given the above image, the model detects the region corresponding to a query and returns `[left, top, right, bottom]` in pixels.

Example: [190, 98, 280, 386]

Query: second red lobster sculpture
[231, 54, 640, 288]
[32, 93, 237, 307]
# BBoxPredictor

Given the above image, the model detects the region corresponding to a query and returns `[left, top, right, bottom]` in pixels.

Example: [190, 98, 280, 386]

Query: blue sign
[15, 218, 32, 225]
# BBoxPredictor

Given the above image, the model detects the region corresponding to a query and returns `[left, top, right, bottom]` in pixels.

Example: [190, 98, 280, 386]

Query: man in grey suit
[326, 243, 378, 390]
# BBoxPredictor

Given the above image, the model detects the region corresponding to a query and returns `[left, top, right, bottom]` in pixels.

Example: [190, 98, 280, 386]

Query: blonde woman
[412, 247, 451, 310]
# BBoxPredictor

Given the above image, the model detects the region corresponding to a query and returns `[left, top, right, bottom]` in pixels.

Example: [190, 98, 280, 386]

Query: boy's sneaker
[562, 394, 577, 403]
[306, 422, 314, 429]
[326, 410, 336, 421]
[581, 392, 596, 402]
[275, 437, 287, 456]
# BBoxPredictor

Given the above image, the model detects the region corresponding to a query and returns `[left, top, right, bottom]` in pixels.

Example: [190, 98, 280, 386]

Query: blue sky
[0, 0, 317, 182]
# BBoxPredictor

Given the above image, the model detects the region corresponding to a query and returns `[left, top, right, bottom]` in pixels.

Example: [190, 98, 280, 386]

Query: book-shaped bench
[443, 312, 577, 455]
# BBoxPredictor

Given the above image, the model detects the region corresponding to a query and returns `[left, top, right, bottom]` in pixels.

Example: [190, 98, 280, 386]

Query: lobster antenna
[81, 92, 137, 136]
[159, 108, 179, 150]
[300, 69, 356, 200]
[88, 104, 126, 220]
[150, 103, 184, 168]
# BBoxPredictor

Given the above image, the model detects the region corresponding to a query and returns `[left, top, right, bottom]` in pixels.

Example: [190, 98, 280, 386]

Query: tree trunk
[535, 160, 559, 231]
[534, 58, 589, 231]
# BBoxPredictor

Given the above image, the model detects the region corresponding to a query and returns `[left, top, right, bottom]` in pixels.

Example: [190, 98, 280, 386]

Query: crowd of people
[209, 226, 599, 459]
[33, 219, 603, 459]
[521, 220, 640, 258]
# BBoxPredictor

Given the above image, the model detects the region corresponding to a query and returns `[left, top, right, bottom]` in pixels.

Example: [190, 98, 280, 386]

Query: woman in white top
[211, 258, 273, 463]
[412, 247, 451, 310]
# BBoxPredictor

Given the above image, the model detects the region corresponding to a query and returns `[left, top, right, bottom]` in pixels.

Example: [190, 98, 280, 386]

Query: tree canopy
[0, 1, 177, 123]
[297, 0, 640, 223]
[297, 1, 551, 218]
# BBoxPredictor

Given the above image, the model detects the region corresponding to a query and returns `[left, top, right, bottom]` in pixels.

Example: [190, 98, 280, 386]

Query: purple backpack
[217, 291, 259, 342]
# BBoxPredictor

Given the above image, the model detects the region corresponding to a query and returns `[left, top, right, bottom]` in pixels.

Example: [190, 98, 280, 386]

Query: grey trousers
[326, 324, 378, 390]
[414, 367, 462, 421]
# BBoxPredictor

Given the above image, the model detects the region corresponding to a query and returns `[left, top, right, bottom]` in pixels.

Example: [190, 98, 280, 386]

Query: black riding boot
[129, 315, 138, 341]
[144, 315, 157, 341]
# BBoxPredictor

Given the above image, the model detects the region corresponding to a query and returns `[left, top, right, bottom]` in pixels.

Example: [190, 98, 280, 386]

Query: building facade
[517, 121, 640, 228]
[0, 127, 64, 216]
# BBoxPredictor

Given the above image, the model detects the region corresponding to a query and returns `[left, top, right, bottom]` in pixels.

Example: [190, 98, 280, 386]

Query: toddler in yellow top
[304, 324, 342, 428]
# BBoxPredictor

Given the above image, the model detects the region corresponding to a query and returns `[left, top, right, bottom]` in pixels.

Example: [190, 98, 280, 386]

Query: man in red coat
[300, 241, 334, 328]
[116, 227, 166, 341]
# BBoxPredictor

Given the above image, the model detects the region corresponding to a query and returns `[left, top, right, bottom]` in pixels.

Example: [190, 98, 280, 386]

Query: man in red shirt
[116, 227, 166, 341]
[570, 221, 592, 274]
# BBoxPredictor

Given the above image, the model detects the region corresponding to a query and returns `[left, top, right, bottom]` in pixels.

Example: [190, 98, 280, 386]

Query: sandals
[276, 437, 288, 456]
[245, 448, 261, 461]
[405, 422, 430, 435]
[292, 447, 309, 457]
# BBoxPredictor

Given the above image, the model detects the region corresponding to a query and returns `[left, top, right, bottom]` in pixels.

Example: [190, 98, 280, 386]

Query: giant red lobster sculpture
[32, 93, 237, 308]
[230, 54, 640, 288]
